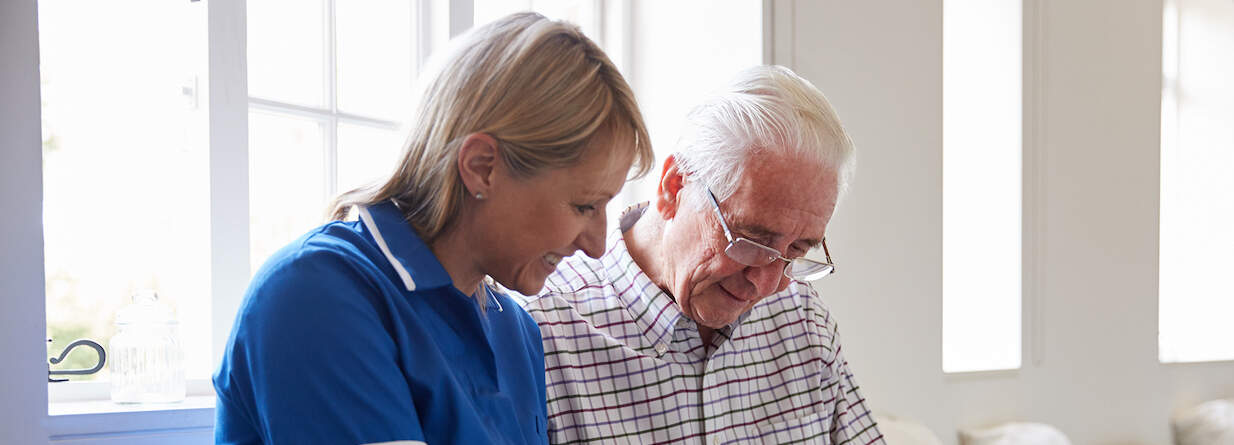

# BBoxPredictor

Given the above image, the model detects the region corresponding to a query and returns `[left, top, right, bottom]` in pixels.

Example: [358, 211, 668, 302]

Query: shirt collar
[604, 228, 683, 350]
[356, 200, 453, 291]
[609, 202, 756, 347]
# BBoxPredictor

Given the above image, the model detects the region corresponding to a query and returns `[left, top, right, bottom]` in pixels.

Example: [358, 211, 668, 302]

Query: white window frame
[38, 0, 474, 434]
[248, 0, 415, 206]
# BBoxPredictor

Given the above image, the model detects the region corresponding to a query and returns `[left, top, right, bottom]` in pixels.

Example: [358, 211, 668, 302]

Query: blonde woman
[214, 13, 652, 445]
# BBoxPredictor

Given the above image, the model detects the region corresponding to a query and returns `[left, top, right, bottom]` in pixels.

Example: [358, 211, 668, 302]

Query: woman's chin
[505, 274, 549, 297]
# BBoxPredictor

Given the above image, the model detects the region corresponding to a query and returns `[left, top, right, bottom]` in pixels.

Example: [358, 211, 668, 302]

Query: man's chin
[690, 306, 745, 329]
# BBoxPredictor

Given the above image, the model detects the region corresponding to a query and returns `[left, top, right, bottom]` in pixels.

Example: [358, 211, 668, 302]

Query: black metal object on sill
[48, 338, 106, 383]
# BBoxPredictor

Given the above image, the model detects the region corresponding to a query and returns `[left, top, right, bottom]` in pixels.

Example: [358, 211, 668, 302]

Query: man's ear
[457, 133, 499, 198]
[656, 154, 687, 219]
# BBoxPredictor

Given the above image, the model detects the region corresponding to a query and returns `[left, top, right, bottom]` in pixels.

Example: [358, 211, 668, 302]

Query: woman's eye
[573, 204, 597, 215]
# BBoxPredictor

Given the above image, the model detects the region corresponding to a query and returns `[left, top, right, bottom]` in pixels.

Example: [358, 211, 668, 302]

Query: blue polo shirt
[214, 201, 548, 445]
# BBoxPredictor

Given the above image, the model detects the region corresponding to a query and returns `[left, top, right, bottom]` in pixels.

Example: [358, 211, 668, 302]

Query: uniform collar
[356, 200, 453, 291]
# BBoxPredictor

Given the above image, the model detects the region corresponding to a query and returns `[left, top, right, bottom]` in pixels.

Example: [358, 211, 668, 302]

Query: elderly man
[519, 65, 884, 444]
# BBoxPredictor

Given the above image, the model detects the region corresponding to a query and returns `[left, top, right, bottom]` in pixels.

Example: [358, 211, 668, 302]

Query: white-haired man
[518, 65, 884, 444]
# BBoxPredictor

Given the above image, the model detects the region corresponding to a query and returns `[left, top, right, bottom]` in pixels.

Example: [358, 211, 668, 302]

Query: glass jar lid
[115, 290, 178, 326]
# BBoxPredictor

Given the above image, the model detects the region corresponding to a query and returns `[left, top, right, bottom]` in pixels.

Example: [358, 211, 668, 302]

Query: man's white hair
[672, 65, 855, 204]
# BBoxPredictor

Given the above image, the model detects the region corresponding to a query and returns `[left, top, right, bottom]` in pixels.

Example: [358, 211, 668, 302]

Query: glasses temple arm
[706, 189, 735, 242]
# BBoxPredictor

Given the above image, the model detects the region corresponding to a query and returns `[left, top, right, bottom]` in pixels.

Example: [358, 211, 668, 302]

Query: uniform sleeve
[214, 247, 425, 445]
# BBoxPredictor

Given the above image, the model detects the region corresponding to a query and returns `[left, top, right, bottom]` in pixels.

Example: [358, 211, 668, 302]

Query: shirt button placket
[702, 367, 724, 445]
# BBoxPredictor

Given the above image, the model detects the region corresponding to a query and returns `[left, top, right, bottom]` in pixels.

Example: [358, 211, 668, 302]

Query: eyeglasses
[705, 188, 836, 282]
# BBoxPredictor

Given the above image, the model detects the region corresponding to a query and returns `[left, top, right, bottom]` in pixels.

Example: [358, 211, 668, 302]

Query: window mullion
[207, 0, 252, 368]
[325, 0, 340, 203]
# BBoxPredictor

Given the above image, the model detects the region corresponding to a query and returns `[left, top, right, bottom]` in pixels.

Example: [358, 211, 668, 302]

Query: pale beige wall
[776, 0, 1234, 444]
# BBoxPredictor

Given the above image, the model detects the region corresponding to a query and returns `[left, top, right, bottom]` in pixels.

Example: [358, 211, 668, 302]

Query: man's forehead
[718, 191, 831, 246]
[703, 150, 837, 241]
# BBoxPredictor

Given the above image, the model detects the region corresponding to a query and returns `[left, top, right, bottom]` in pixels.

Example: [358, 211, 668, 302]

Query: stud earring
[475, 192, 485, 200]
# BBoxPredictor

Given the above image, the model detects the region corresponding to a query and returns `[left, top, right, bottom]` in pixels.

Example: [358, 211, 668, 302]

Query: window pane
[1159, 0, 1234, 363]
[249, 111, 326, 273]
[337, 123, 405, 194]
[624, 0, 763, 211]
[942, 0, 1022, 373]
[336, 0, 415, 121]
[247, 0, 325, 107]
[39, 0, 212, 380]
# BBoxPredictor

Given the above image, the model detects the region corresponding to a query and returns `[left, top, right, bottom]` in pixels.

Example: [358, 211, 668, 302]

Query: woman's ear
[656, 155, 687, 219]
[456, 133, 499, 199]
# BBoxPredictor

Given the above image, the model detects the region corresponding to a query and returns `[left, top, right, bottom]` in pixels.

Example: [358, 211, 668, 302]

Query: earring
[475, 192, 485, 200]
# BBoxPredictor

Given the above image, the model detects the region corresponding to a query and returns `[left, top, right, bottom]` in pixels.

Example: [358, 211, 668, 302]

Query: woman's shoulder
[254, 221, 376, 278]
[243, 221, 395, 308]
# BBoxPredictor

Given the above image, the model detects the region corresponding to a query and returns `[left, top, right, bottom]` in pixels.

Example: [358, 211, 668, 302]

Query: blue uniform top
[214, 201, 548, 445]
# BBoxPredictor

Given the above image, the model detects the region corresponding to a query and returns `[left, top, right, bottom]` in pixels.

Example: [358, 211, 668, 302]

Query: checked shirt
[516, 216, 885, 445]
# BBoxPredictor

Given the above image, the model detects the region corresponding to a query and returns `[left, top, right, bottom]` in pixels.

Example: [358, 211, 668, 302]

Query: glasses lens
[787, 259, 834, 281]
[724, 239, 779, 267]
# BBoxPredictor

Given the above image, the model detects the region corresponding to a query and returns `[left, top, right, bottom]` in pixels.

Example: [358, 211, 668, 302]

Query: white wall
[778, 0, 1234, 444]
[1, 0, 51, 443]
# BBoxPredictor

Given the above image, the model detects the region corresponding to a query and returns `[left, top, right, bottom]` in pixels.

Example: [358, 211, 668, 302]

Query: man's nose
[743, 261, 785, 298]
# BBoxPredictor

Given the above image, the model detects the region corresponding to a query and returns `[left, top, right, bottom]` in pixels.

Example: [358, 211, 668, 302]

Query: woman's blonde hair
[329, 12, 653, 241]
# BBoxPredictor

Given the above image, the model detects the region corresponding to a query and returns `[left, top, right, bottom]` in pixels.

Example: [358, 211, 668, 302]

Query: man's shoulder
[744, 280, 839, 334]
[513, 253, 614, 321]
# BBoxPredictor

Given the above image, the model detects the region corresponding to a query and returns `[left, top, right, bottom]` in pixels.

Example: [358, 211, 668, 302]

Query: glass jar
[109, 290, 185, 403]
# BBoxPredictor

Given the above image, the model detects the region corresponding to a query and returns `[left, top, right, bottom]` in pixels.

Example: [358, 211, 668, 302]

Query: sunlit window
[247, 0, 414, 273]
[1159, 0, 1234, 364]
[39, 0, 211, 381]
[942, 0, 1023, 373]
[40, 0, 419, 389]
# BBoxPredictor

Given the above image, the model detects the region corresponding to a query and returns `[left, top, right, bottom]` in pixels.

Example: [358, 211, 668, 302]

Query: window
[41, 0, 424, 401]
[941, 0, 1023, 373]
[247, 0, 416, 273]
[1159, 0, 1234, 364]
[40, 0, 211, 383]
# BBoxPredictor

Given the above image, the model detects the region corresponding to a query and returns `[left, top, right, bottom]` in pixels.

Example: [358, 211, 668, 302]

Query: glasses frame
[705, 188, 836, 282]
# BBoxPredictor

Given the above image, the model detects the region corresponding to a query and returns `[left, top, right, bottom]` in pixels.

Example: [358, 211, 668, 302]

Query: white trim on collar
[357, 205, 417, 292]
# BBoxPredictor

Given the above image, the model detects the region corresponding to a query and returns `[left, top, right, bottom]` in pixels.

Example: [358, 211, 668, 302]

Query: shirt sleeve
[812, 298, 886, 444]
[214, 246, 425, 445]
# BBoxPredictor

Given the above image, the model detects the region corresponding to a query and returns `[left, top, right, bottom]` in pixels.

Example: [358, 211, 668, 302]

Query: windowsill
[943, 368, 1020, 380]
[1161, 358, 1234, 366]
[49, 394, 215, 416]
[47, 395, 215, 439]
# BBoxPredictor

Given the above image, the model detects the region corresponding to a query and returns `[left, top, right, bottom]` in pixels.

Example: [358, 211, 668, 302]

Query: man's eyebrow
[730, 223, 780, 242]
[732, 222, 822, 249]
[800, 238, 823, 250]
